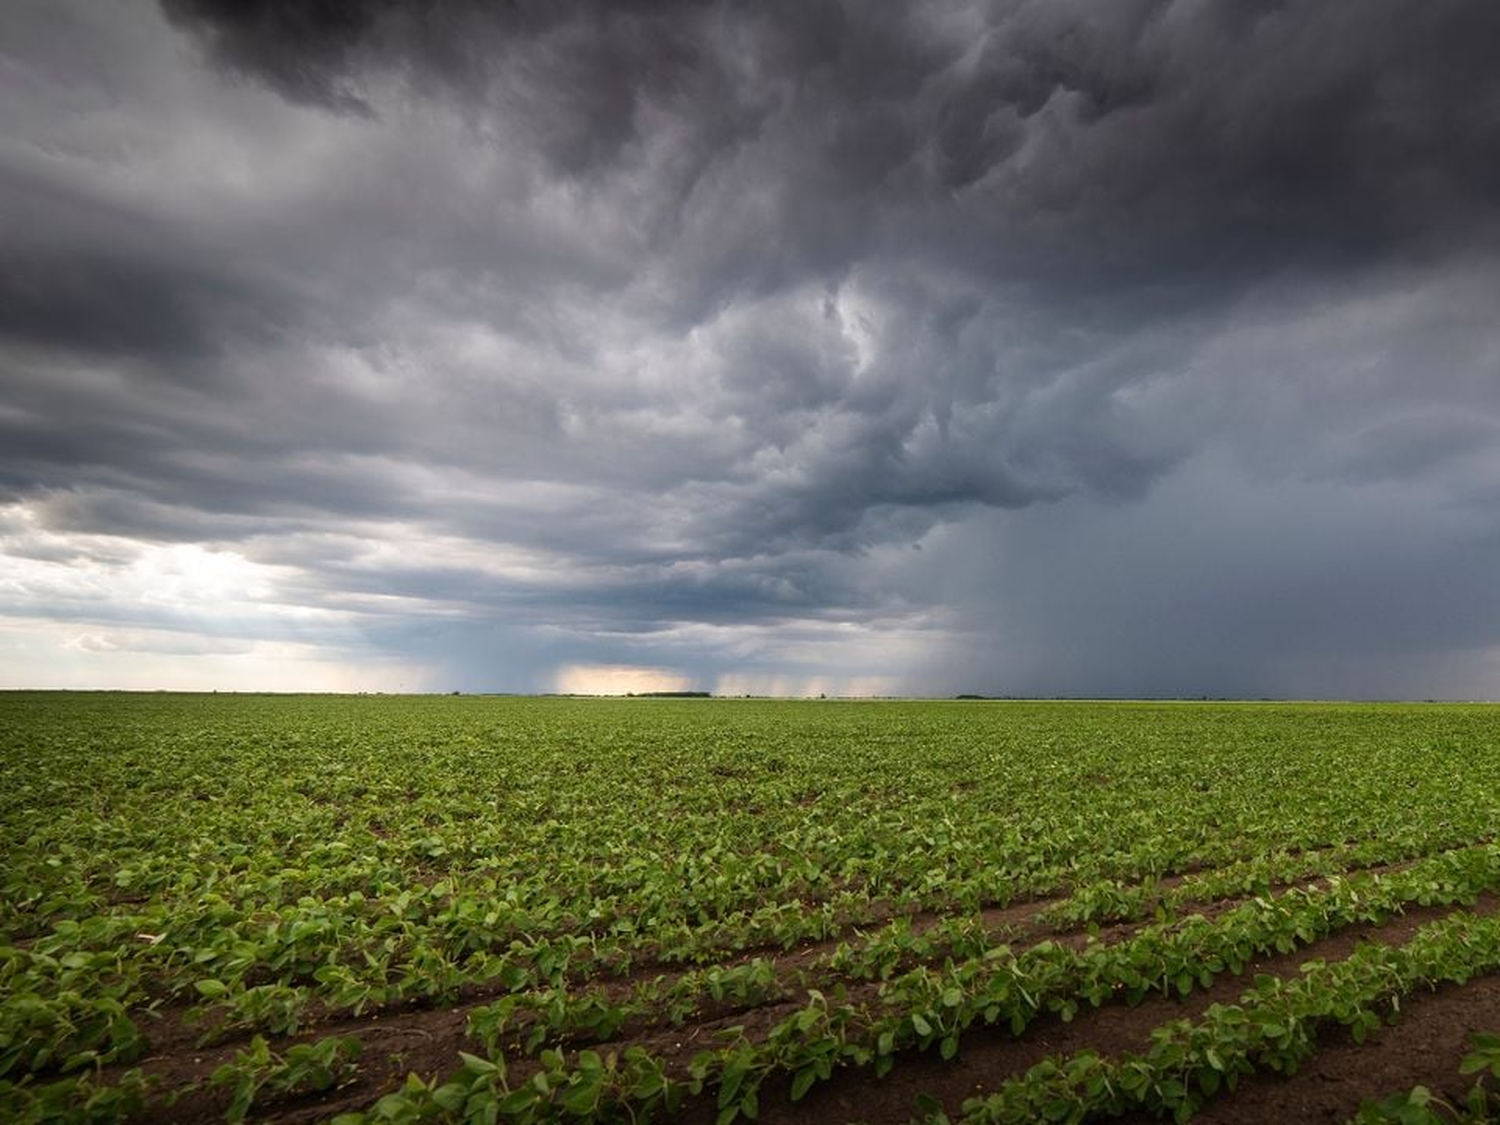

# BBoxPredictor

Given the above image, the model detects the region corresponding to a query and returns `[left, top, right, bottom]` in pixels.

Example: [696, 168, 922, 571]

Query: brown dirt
[112, 850, 1482, 1124]
[1181, 975, 1500, 1123]
[752, 896, 1499, 1125]
[133, 841, 1429, 1055]
[592, 841, 1430, 989]
[129, 1006, 470, 1125]
[133, 895, 1489, 1124]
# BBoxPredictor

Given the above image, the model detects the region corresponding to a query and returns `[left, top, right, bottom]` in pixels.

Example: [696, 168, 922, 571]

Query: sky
[2, 0, 1499, 698]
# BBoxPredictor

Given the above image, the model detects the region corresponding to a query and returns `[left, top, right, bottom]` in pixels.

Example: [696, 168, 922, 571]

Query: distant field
[5, 693, 1500, 1123]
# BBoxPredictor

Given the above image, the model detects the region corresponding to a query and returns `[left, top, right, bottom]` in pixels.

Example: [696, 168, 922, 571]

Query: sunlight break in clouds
[553, 665, 694, 696]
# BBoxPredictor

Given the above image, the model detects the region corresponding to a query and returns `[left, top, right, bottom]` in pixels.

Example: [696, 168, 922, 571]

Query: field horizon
[4, 689, 1497, 704]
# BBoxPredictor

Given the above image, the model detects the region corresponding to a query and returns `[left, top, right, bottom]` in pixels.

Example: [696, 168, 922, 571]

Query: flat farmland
[5, 694, 1500, 1124]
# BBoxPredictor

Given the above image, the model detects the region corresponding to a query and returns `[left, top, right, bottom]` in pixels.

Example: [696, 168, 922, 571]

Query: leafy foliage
[5, 694, 1500, 1119]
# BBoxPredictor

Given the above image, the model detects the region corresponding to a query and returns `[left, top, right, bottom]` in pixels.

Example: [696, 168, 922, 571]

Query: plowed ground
[120, 867, 1500, 1124]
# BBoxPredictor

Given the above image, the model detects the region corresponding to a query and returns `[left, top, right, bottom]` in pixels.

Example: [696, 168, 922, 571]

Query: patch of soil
[115, 865, 1489, 1124]
[751, 896, 1498, 1125]
[137, 1006, 470, 1125]
[1181, 974, 1500, 1123]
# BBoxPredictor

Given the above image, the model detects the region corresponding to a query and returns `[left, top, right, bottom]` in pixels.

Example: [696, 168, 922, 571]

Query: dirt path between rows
[253, 896, 1490, 1125]
[1182, 973, 1500, 1123]
[121, 852, 1474, 1124]
[752, 896, 1499, 1125]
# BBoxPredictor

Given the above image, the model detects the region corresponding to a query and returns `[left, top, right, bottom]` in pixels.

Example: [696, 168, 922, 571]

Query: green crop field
[4, 693, 1500, 1124]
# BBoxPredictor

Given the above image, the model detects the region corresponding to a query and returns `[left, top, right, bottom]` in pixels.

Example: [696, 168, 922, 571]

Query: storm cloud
[2, 0, 1498, 695]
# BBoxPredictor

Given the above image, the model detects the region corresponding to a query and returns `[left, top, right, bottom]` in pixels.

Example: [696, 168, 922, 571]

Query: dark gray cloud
[1, 0, 1498, 695]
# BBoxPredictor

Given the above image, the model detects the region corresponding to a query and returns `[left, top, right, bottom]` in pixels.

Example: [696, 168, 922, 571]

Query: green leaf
[790, 1068, 817, 1101]
[561, 1079, 601, 1116]
[718, 1063, 747, 1110]
[458, 1051, 500, 1076]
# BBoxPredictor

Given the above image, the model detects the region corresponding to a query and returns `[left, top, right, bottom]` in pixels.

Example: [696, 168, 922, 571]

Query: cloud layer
[2, 0, 1498, 695]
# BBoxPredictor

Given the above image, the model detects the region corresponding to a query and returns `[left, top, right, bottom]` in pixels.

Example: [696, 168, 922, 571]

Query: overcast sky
[2, 0, 1499, 697]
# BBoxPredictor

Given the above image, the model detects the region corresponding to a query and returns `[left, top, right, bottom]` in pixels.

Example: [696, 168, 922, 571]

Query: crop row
[2, 817, 1483, 1076]
[7, 694, 1500, 1121]
[11, 700, 1498, 947]
[296, 841, 1500, 1125]
[942, 904, 1500, 1123]
[457, 839, 1493, 1067]
[8, 835, 1495, 1122]
[2, 825, 1484, 1106]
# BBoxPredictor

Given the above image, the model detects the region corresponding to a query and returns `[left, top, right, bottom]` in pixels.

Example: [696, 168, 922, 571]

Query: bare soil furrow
[1181, 974, 1500, 1123]
[133, 891, 1494, 1124]
[752, 895, 1498, 1125]
[143, 839, 1441, 1077]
